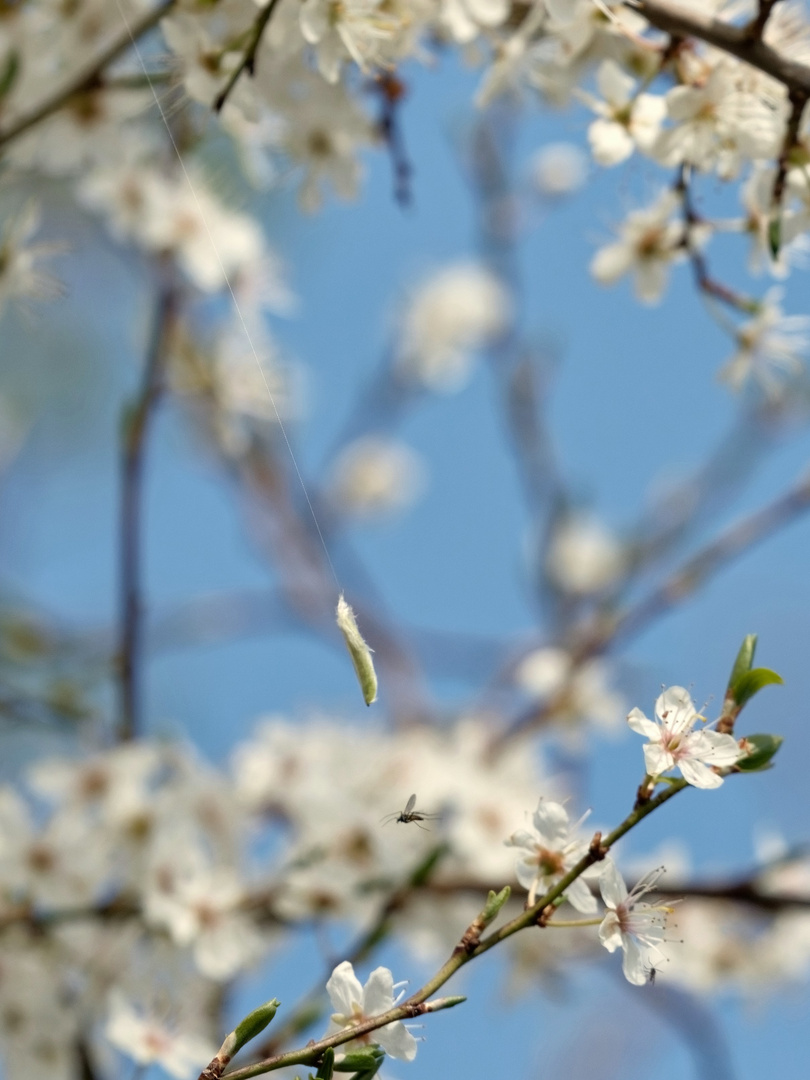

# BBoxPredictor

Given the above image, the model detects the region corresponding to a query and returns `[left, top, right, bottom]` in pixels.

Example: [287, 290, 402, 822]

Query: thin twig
[769, 88, 808, 257]
[370, 73, 414, 207]
[214, 0, 282, 113]
[117, 286, 176, 741]
[0, 1, 176, 151]
[676, 166, 759, 314]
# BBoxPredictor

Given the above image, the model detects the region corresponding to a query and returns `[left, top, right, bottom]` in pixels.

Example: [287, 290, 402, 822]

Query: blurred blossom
[0, 205, 63, 316]
[718, 287, 809, 398]
[514, 646, 624, 732]
[530, 141, 588, 198]
[545, 514, 625, 595]
[506, 798, 600, 911]
[105, 992, 215, 1079]
[590, 190, 687, 304]
[396, 263, 512, 391]
[329, 436, 426, 518]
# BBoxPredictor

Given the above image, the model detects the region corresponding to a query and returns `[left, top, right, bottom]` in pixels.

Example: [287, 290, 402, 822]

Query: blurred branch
[369, 73, 414, 207]
[610, 468, 810, 645]
[465, 109, 564, 599]
[117, 285, 177, 741]
[496, 470, 810, 745]
[746, 1, 784, 41]
[676, 165, 759, 314]
[0, 1, 176, 151]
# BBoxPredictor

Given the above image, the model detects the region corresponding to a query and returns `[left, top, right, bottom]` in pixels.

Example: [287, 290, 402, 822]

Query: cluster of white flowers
[2, 1, 810, 397]
[0, 685, 806, 1077]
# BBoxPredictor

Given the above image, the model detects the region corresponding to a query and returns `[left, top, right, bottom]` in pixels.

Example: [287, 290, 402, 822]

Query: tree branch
[117, 285, 176, 741]
[625, 0, 810, 94]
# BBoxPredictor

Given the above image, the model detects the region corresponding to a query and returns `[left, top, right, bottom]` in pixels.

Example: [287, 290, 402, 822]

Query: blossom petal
[598, 910, 622, 952]
[599, 859, 628, 908]
[531, 799, 570, 847]
[627, 708, 659, 740]
[326, 961, 364, 1016]
[565, 875, 598, 914]
[678, 757, 723, 789]
[362, 967, 394, 1016]
[621, 934, 649, 985]
[643, 742, 672, 776]
[375, 1018, 418, 1062]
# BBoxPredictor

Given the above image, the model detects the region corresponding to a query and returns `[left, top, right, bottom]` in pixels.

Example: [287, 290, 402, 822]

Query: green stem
[544, 917, 603, 928]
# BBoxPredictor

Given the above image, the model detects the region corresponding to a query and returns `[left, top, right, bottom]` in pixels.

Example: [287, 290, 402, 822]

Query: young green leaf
[315, 1048, 335, 1080]
[731, 668, 783, 709]
[727, 634, 757, 695]
[737, 734, 784, 772]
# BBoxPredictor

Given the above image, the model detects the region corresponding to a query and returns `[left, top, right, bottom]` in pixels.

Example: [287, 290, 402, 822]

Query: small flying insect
[644, 963, 659, 985]
[381, 794, 441, 831]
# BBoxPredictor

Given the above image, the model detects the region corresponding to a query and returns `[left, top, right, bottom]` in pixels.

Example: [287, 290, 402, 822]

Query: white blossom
[0, 205, 62, 316]
[627, 686, 741, 789]
[325, 961, 417, 1061]
[545, 514, 625, 595]
[586, 60, 666, 167]
[590, 190, 686, 304]
[530, 142, 588, 197]
[515, 647, 624, 733]
[506, 799, 598, 911]
[598, 861, 672, 985]
[718, 288, 810, 397]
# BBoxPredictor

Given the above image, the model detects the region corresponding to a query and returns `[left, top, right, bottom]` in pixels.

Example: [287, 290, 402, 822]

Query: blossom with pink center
[627, 686, 740, 789]
[505, 799, 597, 912]
[598, 862, 673, 985]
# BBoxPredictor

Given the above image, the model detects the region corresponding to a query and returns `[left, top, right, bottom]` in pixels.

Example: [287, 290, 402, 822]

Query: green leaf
[334, 1048, 385, 1073]
[481, 885, 511, 926]
[737, 734, 784, 772]
[769, 215, 781, 258]
[0, 50, 18, 99]
[315, 1048, 335, 1080]
[731, 668, 783, 708]
[727, 634, 757, 694]
[228, 998, 280, 1055]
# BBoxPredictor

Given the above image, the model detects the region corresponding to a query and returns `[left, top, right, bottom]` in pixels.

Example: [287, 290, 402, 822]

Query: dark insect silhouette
[381, 794, 441, 830]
